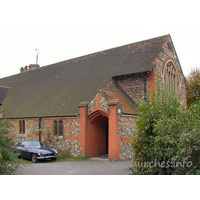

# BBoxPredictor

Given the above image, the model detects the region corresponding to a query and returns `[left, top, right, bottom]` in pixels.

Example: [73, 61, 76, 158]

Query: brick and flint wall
[7, 117, 83, 157]
[153, 36, 187, 105]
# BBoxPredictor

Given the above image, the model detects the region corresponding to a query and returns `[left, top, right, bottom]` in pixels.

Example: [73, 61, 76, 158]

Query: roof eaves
[112, 70, 152, 79]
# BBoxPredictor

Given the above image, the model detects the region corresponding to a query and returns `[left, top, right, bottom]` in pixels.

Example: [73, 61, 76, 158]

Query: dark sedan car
[15, 140, 58, 163]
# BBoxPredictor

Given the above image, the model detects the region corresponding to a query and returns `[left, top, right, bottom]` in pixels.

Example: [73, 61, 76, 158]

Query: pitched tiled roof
[0, 86, 10, 105]
[99, 83, 137, 115]
[0, 35, 170, 118]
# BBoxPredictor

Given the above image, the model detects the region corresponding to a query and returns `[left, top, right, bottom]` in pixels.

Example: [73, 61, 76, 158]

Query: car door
[16, 142, 23, 157]
[21, 141, 29, 159]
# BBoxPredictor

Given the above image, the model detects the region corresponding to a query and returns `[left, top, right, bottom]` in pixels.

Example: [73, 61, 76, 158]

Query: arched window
[59, 120, 63, 136]
[54, 121, 58, 135]
[19, 120, 22, 134]
[164, 61, 179, 95]
[54, 120, 63, 136]
[22, 120, 25, 134]
[19, 120, 25, 134]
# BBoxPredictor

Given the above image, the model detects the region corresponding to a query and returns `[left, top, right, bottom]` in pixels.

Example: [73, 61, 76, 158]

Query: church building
[0, 35, 187, 161]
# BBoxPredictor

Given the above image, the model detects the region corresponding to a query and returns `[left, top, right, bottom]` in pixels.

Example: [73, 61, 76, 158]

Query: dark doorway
[87, 111, 109, 158]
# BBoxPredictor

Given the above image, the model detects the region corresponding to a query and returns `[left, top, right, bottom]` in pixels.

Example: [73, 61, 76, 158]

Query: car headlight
[55, 150, 58, 154]
[51, 148, 58, 154]
[38, 152, 42, 156]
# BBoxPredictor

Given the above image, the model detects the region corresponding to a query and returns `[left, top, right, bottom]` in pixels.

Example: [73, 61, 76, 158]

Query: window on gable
[164, 61, 179, 95]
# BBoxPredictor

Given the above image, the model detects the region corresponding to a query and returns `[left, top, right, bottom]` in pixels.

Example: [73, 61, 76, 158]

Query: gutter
[5, 114, 80, 120]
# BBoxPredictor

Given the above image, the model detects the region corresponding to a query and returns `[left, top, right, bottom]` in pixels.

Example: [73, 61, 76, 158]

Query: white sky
[0, 0, 200, 79]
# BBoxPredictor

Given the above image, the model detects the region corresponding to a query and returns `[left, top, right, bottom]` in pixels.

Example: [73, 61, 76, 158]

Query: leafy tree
[131, 90, 200, 175]
[0, 112, 19, 175]
[186, 67, 200, 107]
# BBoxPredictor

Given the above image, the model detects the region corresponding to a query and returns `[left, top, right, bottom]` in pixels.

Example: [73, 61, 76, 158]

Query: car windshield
[26, 141, 44, 148]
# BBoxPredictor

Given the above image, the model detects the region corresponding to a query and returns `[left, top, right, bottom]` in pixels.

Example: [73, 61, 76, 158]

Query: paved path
[14, 160, 133, 175]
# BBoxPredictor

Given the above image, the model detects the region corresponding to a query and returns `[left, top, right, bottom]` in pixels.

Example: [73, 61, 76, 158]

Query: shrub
[57, 148, 71, 160]
[0, 114, 19, 175]
[185, 67, 200, 107]
[131, 90, 200, 175]
[42, 127, 53, 148]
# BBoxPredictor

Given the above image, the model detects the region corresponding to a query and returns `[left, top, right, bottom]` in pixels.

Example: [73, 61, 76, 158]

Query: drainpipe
[141, 72, 147, 101]
[39, 117, 42, 141]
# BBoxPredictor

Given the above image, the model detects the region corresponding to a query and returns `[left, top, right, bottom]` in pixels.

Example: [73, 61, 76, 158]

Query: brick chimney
[20, 64, 40, 73]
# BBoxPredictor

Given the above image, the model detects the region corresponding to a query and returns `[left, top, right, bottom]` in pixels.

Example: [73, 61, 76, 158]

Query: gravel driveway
[14, 160, 133, 175]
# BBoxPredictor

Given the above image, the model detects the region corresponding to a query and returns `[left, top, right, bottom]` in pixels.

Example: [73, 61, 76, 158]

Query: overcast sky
[1, 0, 198, 195]
[0, 0, 199, 79]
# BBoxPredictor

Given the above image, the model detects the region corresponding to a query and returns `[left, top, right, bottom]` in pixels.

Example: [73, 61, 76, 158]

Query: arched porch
[87, 110, 109, 158]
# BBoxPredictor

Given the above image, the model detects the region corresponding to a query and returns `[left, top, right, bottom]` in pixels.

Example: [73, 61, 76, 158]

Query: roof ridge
[0, 34, 170, 80]
[44, 34, 170, 68]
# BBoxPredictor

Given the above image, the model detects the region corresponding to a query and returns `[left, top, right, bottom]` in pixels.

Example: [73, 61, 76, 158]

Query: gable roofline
[168, 34, 187, 86]
[0, 34, 171, 118]
[0, 34, 170, 81]
[45, 34, 171, 67]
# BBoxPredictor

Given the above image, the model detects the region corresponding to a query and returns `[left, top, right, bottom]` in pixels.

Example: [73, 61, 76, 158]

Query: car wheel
[31, 154, 38, 163]
[18, 154, 22, 158]
[53, 157, 57, 161]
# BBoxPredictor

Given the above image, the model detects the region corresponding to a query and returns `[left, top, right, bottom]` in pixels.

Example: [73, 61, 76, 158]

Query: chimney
[20, 64, 40, 73]
[29, 64, 40, 70]
[20, 67, 24, 73]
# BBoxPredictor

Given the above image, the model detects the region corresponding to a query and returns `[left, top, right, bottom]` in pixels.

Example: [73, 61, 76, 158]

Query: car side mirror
[22, 145, 26, 148]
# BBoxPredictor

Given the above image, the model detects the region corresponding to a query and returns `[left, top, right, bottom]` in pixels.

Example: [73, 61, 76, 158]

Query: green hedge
[131, 90, 200, 175]
[0, 114, 19, 175]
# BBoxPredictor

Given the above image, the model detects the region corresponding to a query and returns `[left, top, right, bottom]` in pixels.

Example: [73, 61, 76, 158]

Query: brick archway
[87, 110, 109, 157]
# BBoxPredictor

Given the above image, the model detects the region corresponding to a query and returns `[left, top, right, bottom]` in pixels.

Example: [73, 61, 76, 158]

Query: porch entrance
[87, 110, 109, 158]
